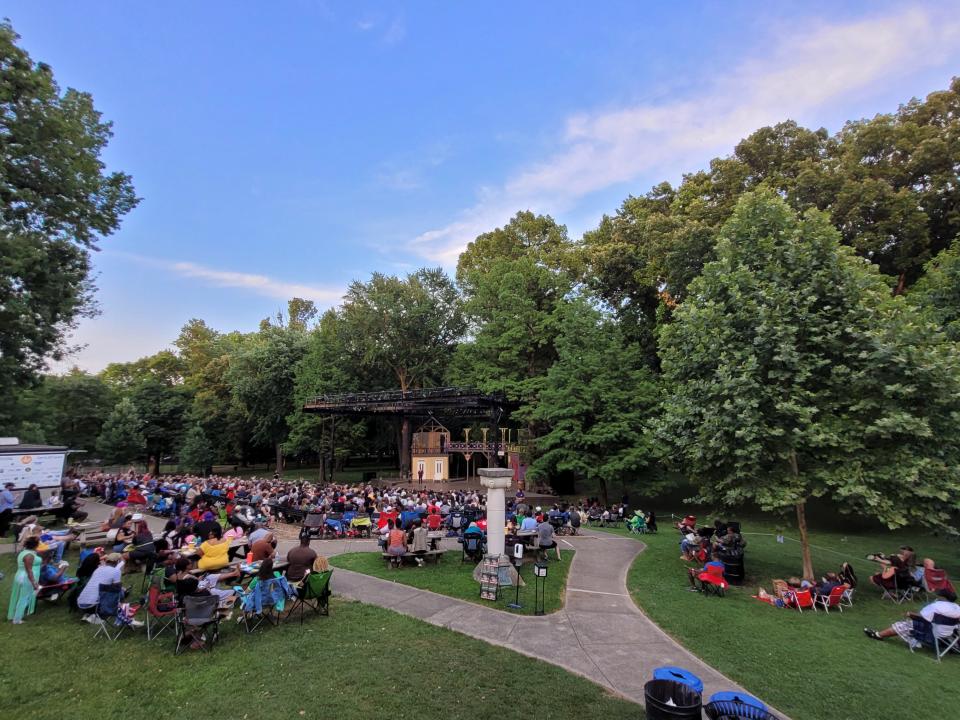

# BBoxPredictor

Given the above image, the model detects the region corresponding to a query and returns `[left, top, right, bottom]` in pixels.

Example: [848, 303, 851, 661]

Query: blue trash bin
[708, 691, 766, 712]
[653, 666, 704, 694]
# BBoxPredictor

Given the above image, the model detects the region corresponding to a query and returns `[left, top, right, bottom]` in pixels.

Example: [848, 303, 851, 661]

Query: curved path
[75, 502, 782, 714]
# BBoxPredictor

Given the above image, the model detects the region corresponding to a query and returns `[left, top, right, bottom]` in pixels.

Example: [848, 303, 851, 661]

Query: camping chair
[145, 571, 178, 640]
[448, 512, 465, 533]
[841, 587, 855, 609]
[909, 613, 960, 662]
[461, 535, 484, 564]
[286, 570, 333, 624]
[922, 568, 956, 599]
[785, 588, 815, 613]
[323, 517, 345, 539]
[36, 578, 77, 603]
[814, 585, 846, 613]
[880, 573, 920, 605]
[92, 582, 138, 641]
[697, 563, 728, 597]
[239, 577, 291, 632]
[349, 515, 372, 538]
[302, 512, 324, 539]
[628, 513, 647, 534]
[175, 594, 221, 654]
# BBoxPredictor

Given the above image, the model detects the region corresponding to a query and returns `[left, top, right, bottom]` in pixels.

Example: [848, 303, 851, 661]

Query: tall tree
[0, 22, 138, 408]
[658, 191, 960, 579]
[340, 268, 464, 471]
[130, 376, 189, 475]
[178, 423, 215, 476]
[529, 298, 660, 502]
[96, 397, 145, 466]
[227, 325, 307, 473]
[911, 239, 960, 342]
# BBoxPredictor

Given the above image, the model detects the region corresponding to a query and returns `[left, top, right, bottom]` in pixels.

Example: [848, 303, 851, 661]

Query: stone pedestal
[479, 467, 513, 558]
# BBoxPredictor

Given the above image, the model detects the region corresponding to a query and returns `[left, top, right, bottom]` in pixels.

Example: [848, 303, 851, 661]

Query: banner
[0, 452, 66, 490]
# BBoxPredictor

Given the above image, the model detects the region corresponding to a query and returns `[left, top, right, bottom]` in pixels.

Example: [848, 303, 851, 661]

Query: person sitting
[76, 553, 142, 626]
[386, 519, 407, 567]
[37, 551, 77, 600]
[814, 572, 844, 599]
[717, 525, 746, 552]
[677, 515, 697, 534]
[196, 526, 231, 572]
[197, 567, 241, 612]
[865, 589, 960, 645]
[18, 518, 76, 564]
[125, 514, 156, 571]
[250, 531, 276, 562]
[410, 520, 428, 567]
[169, 557, 201, 603]
[286, 535, 318, 583]
[687, 552, 725, 591]
[537, 515, 561, 561]
[870, 554, 918, 594]
[18, 484, 42, 510]
[519, 514, 538, 532]
[680, 531, 700, 561]
[111, 517, 135, 554]
[646, 511, 658, 533]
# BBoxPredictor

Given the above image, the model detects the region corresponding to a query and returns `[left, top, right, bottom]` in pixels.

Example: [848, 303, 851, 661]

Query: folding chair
[909, 613, 960, 662]
[286, 570, 333, 624]
[239, 577, 286, 633]
[814, 585, 846, 613]
[301, 512, 324, 539]
[922, 567, 956, 599]
[175, 594, 221, 654]
[36, 578, 77, 603]
[697, 564, 728, 597]
[461, 536, 483, 564]
[785, 588, 815, 613]
[145, 573, 178, 641]
[841, 587, 855, 609]
[92, 582, 138, 641]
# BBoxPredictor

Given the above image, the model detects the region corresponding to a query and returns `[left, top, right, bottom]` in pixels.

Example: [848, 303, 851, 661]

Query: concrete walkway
[67, 501, 780, 713]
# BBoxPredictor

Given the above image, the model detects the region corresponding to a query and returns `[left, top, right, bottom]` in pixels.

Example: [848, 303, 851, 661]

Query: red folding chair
[923, 568, 956, 597]
[145, 581, 178, 641]
[785, 588, 815, 613]
[814, 585, 846, 612]
[697, 563, 728, 597]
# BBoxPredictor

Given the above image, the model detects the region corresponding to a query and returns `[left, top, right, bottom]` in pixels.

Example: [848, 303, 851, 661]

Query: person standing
[0, 482, 16, 538]
[8, 536, 41, 624]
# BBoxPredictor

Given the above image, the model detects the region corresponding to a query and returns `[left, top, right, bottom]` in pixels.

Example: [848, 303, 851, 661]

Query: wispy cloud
[117, 252, 344, 304]
[355, 11, 406, 45]
[409, 6, 960, 265]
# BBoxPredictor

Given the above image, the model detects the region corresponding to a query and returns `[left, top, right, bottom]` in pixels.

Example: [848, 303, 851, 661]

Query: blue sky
[5, 1, 960, 370]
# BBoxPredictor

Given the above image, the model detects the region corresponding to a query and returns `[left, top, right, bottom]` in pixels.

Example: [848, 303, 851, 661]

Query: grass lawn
[330, 550, 573, 616]
[602, 518, 960, 719]
[0, 550, 638, 720]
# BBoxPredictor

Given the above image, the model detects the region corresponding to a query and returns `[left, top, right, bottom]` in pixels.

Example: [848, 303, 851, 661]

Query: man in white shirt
[865, 589, 960, 644]
[76, 554, 122, 615]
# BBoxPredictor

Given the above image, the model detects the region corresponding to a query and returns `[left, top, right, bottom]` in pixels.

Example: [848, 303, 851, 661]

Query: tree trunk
[400, 416, 410, 478]
[599, 477, 609, 508]
[894, 272, 907, 296]
[329, 416, 336, 483]
[151, 454, 160, 476]
[789, 449, 814, 579]
[274, 441, 283, 474]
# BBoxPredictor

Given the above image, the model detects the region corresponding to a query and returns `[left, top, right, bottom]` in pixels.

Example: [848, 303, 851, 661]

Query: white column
[479, 468, 513, 558]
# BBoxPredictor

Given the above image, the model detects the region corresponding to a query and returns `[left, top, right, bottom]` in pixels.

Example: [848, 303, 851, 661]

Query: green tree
[658, 191, 960, 578]
[178, 423, 215, 475]
[529, 299, 660, 502]
[340, 268, 464, 470]
[38, 370, 114, 450]
[911, 239, 960, 341]
[130, 376, 190, 474]
[96, 397, 145, 466]
[0, 22, 138, 406]
[228, 325, 308, 473]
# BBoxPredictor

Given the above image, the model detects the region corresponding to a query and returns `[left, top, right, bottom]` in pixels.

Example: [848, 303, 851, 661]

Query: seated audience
[865, 589, 960, 645]
[286, 535, 318, 582]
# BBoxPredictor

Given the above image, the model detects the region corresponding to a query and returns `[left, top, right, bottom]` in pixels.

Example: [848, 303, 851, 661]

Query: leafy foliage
[96, 397, 145, 465]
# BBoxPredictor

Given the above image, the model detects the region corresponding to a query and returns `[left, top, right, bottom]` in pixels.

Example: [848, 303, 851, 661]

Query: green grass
[0, 550, 637, 720]
[604, 517, 960, 720]
[330, 551, 573, 616]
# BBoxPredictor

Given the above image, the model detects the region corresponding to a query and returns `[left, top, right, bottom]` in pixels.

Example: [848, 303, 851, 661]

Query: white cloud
[409, 6, 960, 265]
[118, 252, 345, 304]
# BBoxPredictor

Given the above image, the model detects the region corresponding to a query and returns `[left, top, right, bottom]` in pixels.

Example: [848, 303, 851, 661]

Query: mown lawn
[330, 550, 573, 615]
[603, 517, 960, 720]
[0, 550, 636, 720]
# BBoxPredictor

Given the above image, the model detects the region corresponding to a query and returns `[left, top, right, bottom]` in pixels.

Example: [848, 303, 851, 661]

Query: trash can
[653, 666, 704, 694]
[644, 679, 702, 720]
[708, 691, 766, 712]
[720, 551, 745, 586]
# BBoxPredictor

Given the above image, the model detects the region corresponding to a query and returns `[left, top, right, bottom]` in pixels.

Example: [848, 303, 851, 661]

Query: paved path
[65, 501, 781, 713]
